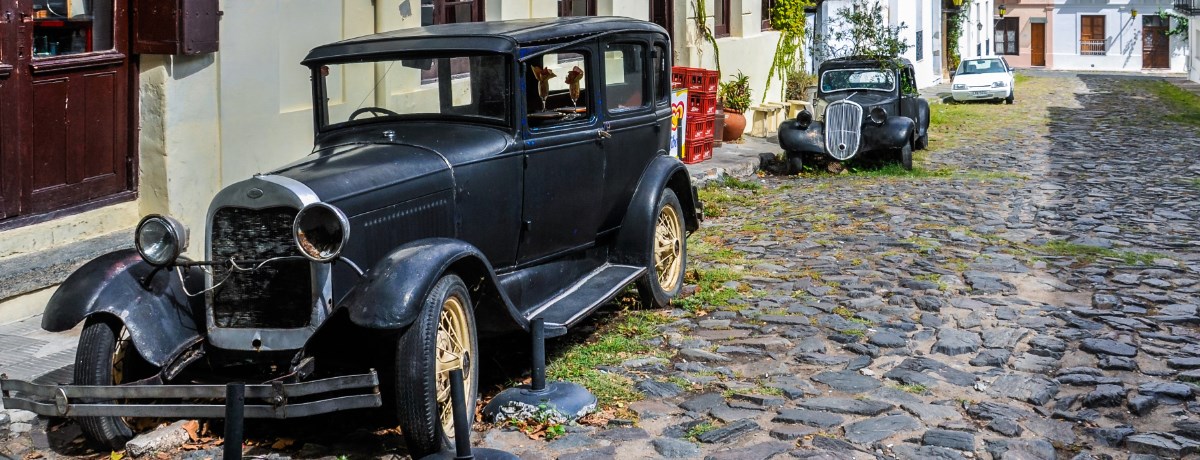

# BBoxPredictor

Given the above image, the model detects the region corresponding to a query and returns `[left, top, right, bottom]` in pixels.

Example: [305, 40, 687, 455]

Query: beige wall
[681, 0, 785, 112]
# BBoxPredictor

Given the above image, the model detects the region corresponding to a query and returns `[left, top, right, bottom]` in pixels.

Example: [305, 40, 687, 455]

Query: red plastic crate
[687, 90, 717, 117]
[671, 67, 688, 89]
[672, 66, 719, 92]
[682, 139, 713, 164]
[686, 115, 714, 141]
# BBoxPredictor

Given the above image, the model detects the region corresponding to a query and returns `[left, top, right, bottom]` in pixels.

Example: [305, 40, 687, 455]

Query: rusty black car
[1, 17, 700, 457]
[778, 57, 930, 172]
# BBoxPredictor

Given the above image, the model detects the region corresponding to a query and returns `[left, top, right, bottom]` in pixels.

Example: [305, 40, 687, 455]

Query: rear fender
[613, 155, 700, 266]
[41, 249, 205, 368]
[338, 238, 522, 332]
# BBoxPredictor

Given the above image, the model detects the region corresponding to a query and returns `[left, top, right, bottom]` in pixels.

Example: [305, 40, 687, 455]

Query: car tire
[75, 316, 157, 450]
[1005, 90, 1014, 105]
[637, 188, 686, 309]
[915, 131, 928, 150]
[787, 154, 804, 175]
[898, 143, 913, 171]
[395, 274, 479, 458]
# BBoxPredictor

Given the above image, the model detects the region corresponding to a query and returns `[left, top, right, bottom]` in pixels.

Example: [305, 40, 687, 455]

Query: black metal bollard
[530, 319, 546, 392]
[224, 383, 245, 460]
[449, 369, 474, 460]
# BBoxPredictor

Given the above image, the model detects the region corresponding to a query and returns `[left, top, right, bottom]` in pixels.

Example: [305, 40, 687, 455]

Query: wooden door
[2, 0, 134, 222]
[650, 0, 672, 39]
[1143, 16, 1170, 69]
[1031, 23, 1046, 67]
[0, 1, 19, 219]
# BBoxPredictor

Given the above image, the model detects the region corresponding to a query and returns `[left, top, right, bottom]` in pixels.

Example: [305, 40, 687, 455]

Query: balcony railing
[1175, 0, 1200, 15]
[1080, 39, 1107, 56]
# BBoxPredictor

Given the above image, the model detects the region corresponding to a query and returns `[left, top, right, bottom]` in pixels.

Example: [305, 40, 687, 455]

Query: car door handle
[597, 129, 612, 140]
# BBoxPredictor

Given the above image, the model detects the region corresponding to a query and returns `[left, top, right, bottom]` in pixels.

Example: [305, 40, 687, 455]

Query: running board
[523, 264, 645, 337]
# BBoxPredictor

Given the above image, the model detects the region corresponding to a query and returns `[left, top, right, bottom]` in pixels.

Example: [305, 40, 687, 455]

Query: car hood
[952, 73, 1008, 87]
[270, 142, 454, 217]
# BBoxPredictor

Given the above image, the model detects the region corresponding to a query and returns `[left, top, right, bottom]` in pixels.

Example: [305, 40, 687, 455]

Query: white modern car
[950, 57, 1015, 104]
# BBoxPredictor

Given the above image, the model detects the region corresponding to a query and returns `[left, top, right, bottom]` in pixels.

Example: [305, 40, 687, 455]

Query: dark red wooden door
[2, 0, 133, 222]
[0, 1, 19, 219]
[1143, 17, 1170, 70]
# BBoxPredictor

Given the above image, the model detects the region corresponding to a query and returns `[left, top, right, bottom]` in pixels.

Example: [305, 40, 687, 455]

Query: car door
[597, 35, 663, 232]
[516, 44, 606, 264]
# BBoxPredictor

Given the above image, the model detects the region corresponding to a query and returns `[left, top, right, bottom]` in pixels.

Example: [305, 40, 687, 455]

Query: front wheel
[897, 143, 913, 171]
[1005, 89, 1015, 105]
[787, 154, 804, 175]
[75, 316, 158, 450]
[637, 188, 686, 309]
[395, 274, 479, 458]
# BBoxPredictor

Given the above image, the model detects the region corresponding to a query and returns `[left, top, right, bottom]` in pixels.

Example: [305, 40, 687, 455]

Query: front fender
[338, 238, 520, 330]
[861, 116, 916, 151]
[42, 249, 205, 368]
[613, 154, 700, 266]
[778, 120, 826, 154]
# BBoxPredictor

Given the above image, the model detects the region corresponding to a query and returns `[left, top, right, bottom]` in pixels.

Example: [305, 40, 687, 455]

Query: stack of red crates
[672, 66, 717, 164]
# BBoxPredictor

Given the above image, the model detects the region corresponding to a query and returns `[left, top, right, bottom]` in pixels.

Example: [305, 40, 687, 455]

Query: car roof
[303, 16, 667, 65]
[819, 56, 915, 72]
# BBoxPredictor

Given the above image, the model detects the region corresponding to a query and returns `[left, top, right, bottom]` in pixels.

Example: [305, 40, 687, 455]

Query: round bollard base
[419, 447, 521, 460]
[481, 381, 597, 423]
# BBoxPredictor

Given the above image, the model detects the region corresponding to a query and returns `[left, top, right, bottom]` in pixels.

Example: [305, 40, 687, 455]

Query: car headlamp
[952, 83, 967, 90]
[135, 215, 188, 267]
[992, 81, 1006, 88]
[293, 203, 350, 262]
[869, 107, 887, 125]
[796, 109, 813, 128]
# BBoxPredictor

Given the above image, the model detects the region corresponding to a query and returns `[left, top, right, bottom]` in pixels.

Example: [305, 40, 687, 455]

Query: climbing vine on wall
[691, 0, 722, 78]
[763, 0, 816, 102]
[946, 0, 974, 72]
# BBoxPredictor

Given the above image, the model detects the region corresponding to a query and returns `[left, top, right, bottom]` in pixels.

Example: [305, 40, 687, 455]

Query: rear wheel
[915, 131, 929, 150]
[395, 274, 479, 458]
[75, 316, 158, 450]
[637, 188, 686, 309]
[787, 154, 804, 175]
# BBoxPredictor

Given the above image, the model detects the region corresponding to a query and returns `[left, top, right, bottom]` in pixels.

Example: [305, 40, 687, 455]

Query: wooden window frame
[761, 0, 773, 31]
[1080, 15, 1106, 55]
[714, 0, 731, 37]
[995, 17, 1019, 56]
[425, 0, 485, 26]
[558, 0, 596, 17]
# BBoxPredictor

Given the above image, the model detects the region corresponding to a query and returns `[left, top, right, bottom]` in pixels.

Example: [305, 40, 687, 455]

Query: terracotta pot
[722, 109, 746, 141]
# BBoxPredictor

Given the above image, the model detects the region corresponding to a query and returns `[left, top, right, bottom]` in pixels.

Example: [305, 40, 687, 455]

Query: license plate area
[971, 90, 989, 97]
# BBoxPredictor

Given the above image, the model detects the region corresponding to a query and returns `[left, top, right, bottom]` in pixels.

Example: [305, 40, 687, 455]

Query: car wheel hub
[654, 204, 683, 291]
[435, 296, 472, 435]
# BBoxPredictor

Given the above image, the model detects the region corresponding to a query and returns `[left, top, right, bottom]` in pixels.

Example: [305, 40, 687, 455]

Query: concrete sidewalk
[685, 134, 776, 186]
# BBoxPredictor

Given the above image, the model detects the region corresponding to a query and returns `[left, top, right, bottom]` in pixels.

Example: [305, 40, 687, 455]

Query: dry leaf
[155, 452, 172, 459]
[24, 453, 45, 460]
[182, 420, 201, 442]
[270, 438, 295, 449]
[108, 452, 122, 460]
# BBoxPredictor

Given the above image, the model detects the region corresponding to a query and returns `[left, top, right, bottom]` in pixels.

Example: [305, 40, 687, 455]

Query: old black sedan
[1, 17, 700, 457]
[778, 57, 930, 172]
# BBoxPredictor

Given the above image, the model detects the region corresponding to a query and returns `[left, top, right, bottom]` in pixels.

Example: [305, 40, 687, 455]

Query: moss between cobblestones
[1132, 79, 1200, 127]
[1037, 239, 1161, 266]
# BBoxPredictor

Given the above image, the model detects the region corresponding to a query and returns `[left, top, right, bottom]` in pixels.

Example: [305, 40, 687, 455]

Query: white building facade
[1050, 0, 1185, 72]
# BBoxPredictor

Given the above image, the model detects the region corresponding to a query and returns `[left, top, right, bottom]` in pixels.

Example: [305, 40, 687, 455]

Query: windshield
[820, 68, 896, 93]
[957, 59, 1007, 75]
[320, 53, 511, 129]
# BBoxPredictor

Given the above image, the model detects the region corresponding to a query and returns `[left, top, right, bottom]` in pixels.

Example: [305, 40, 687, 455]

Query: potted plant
[720, 71, 751, 141]
[784, 68, 817, 102]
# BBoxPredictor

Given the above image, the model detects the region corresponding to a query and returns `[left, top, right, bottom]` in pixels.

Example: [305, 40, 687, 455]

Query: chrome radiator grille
[209, 206, 312, 329]
[824, 100, 863, 160]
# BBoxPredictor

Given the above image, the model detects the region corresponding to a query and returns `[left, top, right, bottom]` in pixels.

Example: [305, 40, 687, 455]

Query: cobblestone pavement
[4, 72, 1200, 459]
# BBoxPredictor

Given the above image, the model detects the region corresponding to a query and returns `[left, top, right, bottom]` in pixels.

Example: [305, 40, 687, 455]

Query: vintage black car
[778, 57, 930, 172]
[0, 17, 700, 457]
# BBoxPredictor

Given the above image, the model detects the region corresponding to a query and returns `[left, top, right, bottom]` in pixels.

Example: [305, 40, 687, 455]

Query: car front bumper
[951, 87, 1009, 101]
[0, 370, 381, 419]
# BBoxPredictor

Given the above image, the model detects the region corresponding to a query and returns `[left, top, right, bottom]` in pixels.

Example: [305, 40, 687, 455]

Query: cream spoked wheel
[654, 204, 684, 292]
[395, 274, 479, 458]
[435, 295, 473, 435]
[637, 188, 686, 309]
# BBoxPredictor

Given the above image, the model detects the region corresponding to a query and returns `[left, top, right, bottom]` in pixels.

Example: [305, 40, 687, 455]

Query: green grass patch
[1038, 239, 1161, 266]
[1139, 80, 1200, 127]
[928, 75, 1055, 151]
[845, 163, 954, 179]
[698, 184, 758, 218]
[913, 273, 948, 291]
[686, 421, 717, 440]
[897, 384, 931, 393]
[546, 310, 673, 409]
[838, 328, 866, 338]
[1190, 178, 1200, 189]
[689, 238, 745, 264]
[717, 175, 762, 190]
[741, 222, 768, 232]
[673, 268, 743, 313]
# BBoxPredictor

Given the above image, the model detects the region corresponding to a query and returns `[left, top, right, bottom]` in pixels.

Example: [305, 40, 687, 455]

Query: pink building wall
[997, 1, 1055, 68]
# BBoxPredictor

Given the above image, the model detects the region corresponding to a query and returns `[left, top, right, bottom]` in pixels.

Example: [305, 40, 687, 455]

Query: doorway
[1031, 22, 1046, 67]
[0, 0, 135, 225]
[650, 0, 672, 39]
[1143, 15, 1170, 69]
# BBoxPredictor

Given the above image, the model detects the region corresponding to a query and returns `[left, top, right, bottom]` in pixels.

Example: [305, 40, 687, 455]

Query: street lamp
[998, 4, 1007, 18]
[1131, 9, 1138, 19]
[976, 21, 983, 31]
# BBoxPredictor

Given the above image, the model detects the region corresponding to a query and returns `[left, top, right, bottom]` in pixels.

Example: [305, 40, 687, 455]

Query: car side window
[652, 43, 670, 105]
[525, 50, 591, 129]
[901, 69, 917, 97]
[603, 42, 647, 113]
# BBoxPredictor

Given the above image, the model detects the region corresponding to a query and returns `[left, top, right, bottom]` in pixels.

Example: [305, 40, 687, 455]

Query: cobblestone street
[4, 71, 1200, 459]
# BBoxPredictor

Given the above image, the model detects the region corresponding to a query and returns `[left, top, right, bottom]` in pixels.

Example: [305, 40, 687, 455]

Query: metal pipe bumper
[0, 370, 381, 419]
